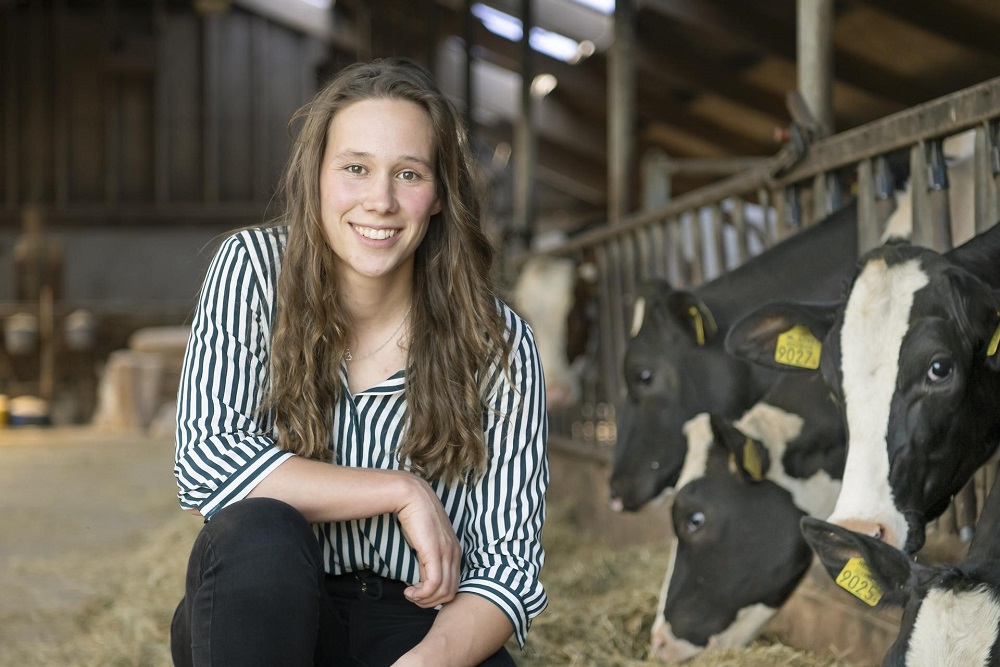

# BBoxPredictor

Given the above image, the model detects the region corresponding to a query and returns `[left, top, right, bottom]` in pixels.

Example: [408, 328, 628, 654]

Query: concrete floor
[0, 426, 183, 657]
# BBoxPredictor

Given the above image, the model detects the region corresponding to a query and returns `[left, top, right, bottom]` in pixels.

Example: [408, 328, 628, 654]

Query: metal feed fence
[508, 76, 1000, 540]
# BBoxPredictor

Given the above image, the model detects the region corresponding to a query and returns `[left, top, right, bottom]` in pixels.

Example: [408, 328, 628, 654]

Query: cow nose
[833, 518, 891, 544]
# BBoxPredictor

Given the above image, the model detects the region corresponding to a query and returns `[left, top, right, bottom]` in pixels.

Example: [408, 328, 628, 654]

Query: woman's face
[319, 97, 442, 284]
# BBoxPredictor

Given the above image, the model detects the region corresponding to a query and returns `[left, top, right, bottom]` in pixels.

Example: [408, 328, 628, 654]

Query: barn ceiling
[321, 0, 1000, 230]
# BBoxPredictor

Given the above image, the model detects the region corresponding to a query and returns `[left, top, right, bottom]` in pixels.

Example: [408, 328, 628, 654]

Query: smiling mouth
[353, 224, 398, 241]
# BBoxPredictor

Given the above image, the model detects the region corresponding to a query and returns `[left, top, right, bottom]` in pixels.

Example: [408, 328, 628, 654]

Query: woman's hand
[395, 474, 461, 608]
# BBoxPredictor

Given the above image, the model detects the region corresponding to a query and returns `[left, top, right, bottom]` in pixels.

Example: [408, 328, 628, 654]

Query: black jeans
[170, 497, 516, 667]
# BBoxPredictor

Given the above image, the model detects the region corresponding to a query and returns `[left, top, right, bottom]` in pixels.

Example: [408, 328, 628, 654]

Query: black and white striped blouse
[174, 227, 549, 645]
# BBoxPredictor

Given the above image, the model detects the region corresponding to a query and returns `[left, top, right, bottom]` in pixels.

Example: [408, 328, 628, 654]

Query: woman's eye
[927, 359, 953, 383]
[685, 511, 706, 533]
[346, 164, 364, 175]
[398, 170, 419, 181]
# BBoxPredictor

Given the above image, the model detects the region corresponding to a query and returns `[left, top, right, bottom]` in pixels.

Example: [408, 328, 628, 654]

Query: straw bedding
[0, 504, 857, 666]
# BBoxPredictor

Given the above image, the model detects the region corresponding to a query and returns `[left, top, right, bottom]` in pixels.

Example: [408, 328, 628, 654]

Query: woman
[171, 58, 548, 666]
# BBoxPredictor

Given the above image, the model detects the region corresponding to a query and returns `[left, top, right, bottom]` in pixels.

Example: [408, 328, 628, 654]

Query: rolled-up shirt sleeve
[174, 230, 293, 518]
[457, 306, 549, 647]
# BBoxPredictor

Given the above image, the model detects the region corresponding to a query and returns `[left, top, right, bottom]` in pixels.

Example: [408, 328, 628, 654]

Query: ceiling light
[531, 73, 558, 98]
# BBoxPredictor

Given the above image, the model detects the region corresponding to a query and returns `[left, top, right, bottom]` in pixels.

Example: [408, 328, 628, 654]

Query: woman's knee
[197, 497, 321, 575]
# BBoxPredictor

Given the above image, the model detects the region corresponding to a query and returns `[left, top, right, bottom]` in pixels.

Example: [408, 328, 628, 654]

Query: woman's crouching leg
[170, 498, 328, 667]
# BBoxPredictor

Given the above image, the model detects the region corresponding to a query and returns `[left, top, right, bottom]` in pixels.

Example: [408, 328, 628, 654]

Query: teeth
[354, 225, 397, 240]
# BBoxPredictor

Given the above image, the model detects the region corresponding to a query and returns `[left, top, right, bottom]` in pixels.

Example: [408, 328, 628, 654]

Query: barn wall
[0, 227, 224, 306]
[0, 2, 324, 227]
[0, 1, 332, 418]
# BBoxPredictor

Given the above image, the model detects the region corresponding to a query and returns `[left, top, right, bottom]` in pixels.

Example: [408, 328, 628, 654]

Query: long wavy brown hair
[263, 58, 510, 484]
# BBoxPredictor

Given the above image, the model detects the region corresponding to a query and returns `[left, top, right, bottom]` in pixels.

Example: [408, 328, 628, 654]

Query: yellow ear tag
[836, 557, 883, 607]
[688, 306, 706, 346]
[742, 438, 763, 481]
[774, 325, 822, 369]
[988, 315, 1000, 358]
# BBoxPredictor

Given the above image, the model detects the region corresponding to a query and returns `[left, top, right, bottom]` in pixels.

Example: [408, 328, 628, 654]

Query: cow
[511, 233, 598, 410]
[801, 470, 1000, 667]
[613, 135, 980, 514]
[610, 198, 861, 511]
[649, 371, 845, 661]
[726, 221, 1000, 554]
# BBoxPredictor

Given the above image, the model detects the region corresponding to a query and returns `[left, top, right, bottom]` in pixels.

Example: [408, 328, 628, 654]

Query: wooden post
[463, 0, 475, 138]
[608, 0, 635, 225]
[511, 0, 535, 251]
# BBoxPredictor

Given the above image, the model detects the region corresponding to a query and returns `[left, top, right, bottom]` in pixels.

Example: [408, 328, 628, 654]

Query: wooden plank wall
[0, 0, 327, 227]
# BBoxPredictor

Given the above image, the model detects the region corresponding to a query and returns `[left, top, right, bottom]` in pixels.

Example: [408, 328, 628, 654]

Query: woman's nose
[363, 176, 398, 214]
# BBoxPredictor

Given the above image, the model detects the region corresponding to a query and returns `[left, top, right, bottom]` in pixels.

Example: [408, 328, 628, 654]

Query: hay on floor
[3, 503, 860, 666]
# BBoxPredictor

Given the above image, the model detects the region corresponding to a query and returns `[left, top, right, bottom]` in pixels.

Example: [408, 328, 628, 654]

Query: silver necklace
[345, 305, 411, 362]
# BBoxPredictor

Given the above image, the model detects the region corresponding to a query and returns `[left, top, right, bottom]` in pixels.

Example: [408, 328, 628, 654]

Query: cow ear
[726, 302, 839, 372]
[666, 291, 718, 346]
[984, 307, 1000, 372]
[800, 517, 913, 608]
[708, 414, 770, 481]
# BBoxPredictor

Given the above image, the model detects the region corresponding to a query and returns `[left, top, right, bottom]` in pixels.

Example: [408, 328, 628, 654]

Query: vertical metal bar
[797, 0, 834, 137]
[686, 210, 704, 286]
[910, 141, 931, 249]
[811, 172, 828, 225]
[856, 158, 881, 254]
[650, 220, 667, 279]
[707, 204, 725, 280]
[757, 187, 777, 248]
[667, 216, 684, 287]
[975, 122, 998, 233]
[608, 0, 635, 224]
[924, 138, 953, 252]
[731, 196, 747, 265]
[874, 154, 897, 236]
[634, 228, 652, 281]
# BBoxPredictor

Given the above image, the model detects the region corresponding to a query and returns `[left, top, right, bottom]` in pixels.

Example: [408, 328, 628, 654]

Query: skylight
[471, 3, 593, 64]
[570, 0, 614, 15]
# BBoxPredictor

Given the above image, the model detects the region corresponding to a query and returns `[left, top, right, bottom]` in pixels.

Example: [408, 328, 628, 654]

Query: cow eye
[636, 369, 653, 385]
[927, 359, 953, 383]
[685, 511, 706, 533]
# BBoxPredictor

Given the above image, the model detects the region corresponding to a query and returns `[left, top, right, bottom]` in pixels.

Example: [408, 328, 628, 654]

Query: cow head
[728, 242, 1000, 553]
[610, 279, 753, 511]
[801, 516, 1000, 667]
[649, 413, 814, 661]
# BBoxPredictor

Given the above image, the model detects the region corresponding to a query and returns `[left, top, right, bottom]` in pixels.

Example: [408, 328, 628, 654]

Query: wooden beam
[639, 0, 940, 108]
[849, 0, 1000, 60]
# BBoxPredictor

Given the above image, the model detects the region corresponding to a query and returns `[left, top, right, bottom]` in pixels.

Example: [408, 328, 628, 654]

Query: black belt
[325, 569, 410, 601]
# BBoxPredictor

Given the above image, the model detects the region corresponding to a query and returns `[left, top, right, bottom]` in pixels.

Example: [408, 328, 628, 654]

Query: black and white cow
[511, 230, 598, 411]
[727, 221, 1000, 553]
[512, 252, 596, 410]
[801, 469, 1000, 667]
[610, 200, 860, 511]
[649, 371, 845, 661]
